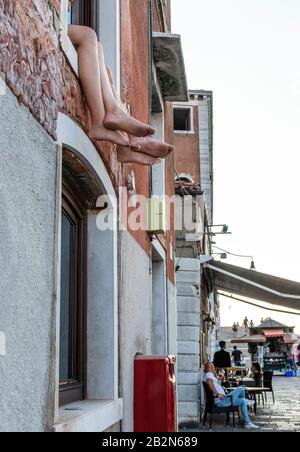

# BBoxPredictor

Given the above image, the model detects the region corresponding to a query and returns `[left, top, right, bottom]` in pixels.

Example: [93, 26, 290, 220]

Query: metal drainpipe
[160, 0, 169, 32]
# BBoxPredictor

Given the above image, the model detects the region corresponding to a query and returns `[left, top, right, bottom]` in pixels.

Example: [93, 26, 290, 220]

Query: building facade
[174, 91, 220, 428]
[0, 0, 188, 432]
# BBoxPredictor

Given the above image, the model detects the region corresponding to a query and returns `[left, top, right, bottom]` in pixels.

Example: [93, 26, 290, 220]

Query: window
[68, 0, 98, 31]
[174, 107, 193, 132]
[59, 179, 87, 406]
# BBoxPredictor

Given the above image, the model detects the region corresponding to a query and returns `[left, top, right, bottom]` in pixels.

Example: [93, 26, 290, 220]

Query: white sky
[172, 0, 300, 333]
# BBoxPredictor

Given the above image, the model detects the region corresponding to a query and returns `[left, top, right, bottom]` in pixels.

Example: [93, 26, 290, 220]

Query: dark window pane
[59, 176, 87, 406]
[69, 0, 98, 30]
[60, 211, 73, 383]
[174, 108, 192, 131]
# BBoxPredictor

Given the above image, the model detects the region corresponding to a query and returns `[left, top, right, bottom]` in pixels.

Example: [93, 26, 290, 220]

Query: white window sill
[174, 130, 195, 135]
[53, 399, 123, 433]
[59, 0, 78, 76]
[60, 31, 79, 76]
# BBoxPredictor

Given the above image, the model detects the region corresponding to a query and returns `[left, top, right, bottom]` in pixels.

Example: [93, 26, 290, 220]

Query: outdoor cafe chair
[263, 371, 275, 404]
[202, 382, 239, 430]
[251, 373, 265, 407]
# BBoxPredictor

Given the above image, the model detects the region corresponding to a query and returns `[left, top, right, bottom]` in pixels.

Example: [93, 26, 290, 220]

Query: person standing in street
[243, 317, 249, 333]
[232, 322, 238, 337]
[232, 346, 244, 366]
[213, 341, 232, 368]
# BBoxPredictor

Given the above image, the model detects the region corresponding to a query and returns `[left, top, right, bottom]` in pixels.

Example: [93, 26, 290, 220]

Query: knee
[81, 26, 98, 47]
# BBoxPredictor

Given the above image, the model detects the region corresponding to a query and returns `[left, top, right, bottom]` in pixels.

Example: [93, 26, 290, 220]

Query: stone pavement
[199, 377, 300, 432]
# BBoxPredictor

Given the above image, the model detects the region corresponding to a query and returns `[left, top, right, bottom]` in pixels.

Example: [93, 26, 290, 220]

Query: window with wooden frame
[68, 0, 99, 32]
[59, 178, 87, 406]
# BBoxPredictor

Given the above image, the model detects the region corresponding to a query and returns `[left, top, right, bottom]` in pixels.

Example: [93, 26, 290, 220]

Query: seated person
[249, 362, 262, 386]
[203, 362, 259, 430]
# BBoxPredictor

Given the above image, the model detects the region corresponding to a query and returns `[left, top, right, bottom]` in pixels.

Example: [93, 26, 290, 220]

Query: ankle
[106, 105, 121, 116]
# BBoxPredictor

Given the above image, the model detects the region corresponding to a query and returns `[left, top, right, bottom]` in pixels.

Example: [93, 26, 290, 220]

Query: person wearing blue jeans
[203, 362, 259, 429]
[216, 387, 252, 425]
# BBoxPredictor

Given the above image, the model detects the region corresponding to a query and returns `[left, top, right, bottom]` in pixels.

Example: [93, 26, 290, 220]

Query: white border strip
[56, 113, 116, 198]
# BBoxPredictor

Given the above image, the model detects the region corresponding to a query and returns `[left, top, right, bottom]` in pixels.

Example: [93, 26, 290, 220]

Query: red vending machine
[134, 355, 177, 432]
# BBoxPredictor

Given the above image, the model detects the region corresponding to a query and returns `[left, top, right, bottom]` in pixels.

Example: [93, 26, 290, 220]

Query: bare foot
[131, 137, 175, 158]
[89, 125, 140, 150]
[117, 147, 161, 166]
[104, 108, 155, 137]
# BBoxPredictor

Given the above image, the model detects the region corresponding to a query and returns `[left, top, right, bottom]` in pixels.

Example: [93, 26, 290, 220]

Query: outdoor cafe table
[227, 387, 269, 415]
[232, 377, 256, 387]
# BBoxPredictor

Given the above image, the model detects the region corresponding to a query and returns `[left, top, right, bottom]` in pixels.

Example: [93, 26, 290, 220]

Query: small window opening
[174, 108, 192, 132]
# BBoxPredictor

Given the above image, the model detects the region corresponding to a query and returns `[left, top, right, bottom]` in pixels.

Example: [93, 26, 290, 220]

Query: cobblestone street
[200, 377, 300, 432]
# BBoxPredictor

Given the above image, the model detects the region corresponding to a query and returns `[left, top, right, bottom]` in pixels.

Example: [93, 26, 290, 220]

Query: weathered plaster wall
[0, 85, 58, 432]
[119, 231, 153, 432]
[120, 0, 152, 256]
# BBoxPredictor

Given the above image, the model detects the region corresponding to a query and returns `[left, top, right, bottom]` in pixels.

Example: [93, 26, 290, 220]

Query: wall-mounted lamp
[213, 246, 256, 271]
[205, 224, 232, 236]
[212, 253, 227, 260]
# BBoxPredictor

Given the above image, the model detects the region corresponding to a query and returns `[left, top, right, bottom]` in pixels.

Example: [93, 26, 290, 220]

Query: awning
[263, 329, 284, 338]
[284, 333, 299, 345]
[232, 334, 266, 344]
[152, 32, 189, 107]
[205, 261, 300, 312]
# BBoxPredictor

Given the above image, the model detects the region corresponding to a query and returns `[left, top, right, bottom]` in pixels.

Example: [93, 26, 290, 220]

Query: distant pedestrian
[250, 320, 254, 329]
[232, 322, 238, 337]
[232, 346, 244, 366]
[243, 316, 249, 333]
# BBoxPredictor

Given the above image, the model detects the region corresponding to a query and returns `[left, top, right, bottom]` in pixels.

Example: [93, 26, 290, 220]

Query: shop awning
[152, 33, 189, 105]
[232, 334, 266, 344]
[284, 333, 299, 344]
[263, 329, 284, 338]
[205, 261, 300, 312]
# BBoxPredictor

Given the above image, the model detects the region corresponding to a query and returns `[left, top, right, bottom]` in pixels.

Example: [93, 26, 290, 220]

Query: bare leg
[105, 65, 175, 159]
[97, 44, 155, 137]
[106, 65, 127, 113]
[117, 147, 161, 166]
[131, 137, 175, 158]
[68, 25, 137, 148]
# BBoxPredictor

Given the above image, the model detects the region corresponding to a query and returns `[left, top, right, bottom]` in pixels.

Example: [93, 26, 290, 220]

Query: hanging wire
[220, 292, 300, 316]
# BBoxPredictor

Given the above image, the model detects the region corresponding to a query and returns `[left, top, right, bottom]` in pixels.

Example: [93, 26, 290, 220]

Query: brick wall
[174, 106, 201, 185]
